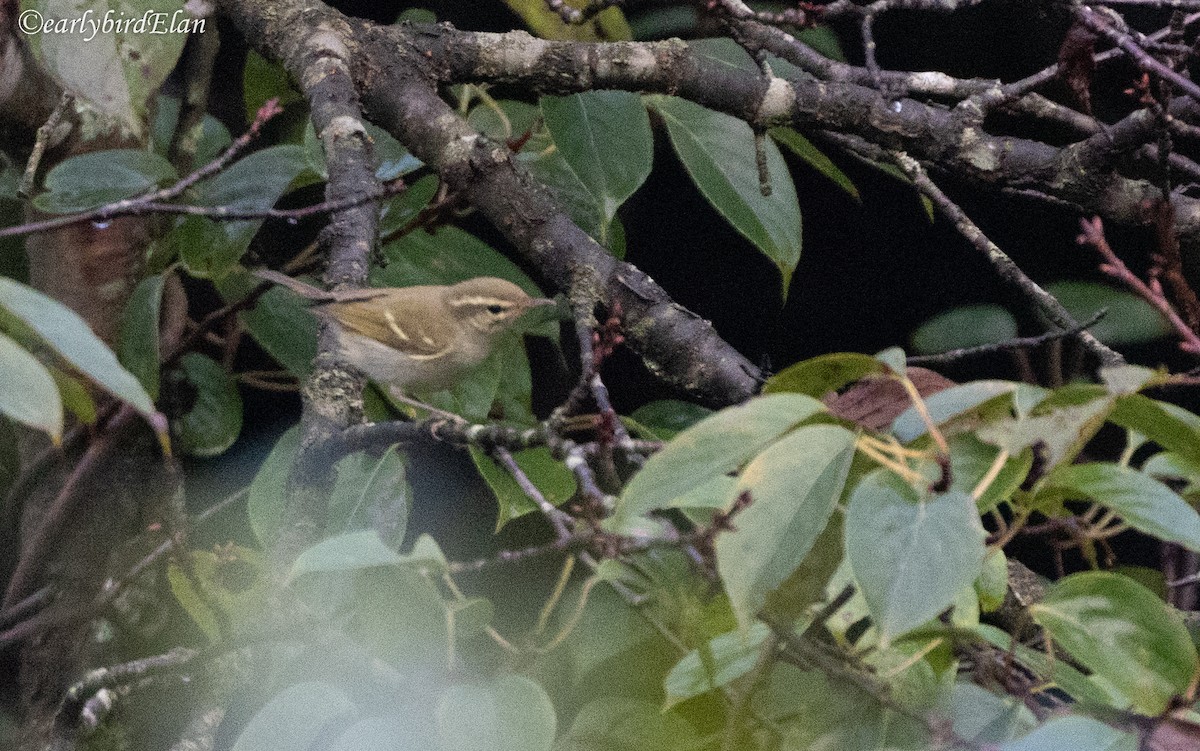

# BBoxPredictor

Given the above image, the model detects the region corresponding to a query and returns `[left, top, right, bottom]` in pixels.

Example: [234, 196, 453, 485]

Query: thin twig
[908, 312, 1108, 366]
[19, 94, 73, 198]
[3, 99, 285, 239]
[1077, 215, 1200, 354]
[1075, 5, 1200, 102]
[887, 151, 1124, 366]
[492, 446, 573, 541]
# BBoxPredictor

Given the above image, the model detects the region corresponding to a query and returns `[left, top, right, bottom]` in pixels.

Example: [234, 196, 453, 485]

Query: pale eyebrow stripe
[447, 296, 513, 309]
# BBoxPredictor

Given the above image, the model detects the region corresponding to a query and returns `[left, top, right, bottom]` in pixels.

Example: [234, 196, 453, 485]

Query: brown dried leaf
[826, 367, 955, 432]
[1058, 21, 1097, 116]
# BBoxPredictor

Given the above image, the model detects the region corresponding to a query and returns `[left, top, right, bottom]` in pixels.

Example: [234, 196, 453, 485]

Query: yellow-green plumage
[255, 270, 552, 391]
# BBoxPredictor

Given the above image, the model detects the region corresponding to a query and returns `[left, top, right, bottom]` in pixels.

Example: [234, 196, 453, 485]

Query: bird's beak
[521, 296, 564, 325]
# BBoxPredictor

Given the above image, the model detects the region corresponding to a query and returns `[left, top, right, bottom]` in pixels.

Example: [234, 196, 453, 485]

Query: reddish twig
[1151, 200, 1200, 330]
[1077, 215, 1200, 354]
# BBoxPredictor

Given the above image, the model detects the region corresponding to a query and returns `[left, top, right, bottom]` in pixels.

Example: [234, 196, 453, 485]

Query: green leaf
[874, 346, 907, 375]
[288, 531, 404, 582]
[977, 393, 1114, 472]
[193, 145, 309, 269]
[795, 26, 847, 62]
[175, 215, 245, 280]
[439, 341, 536, 424]
[399, 533, 449, 571]
[243, 50, 303, 122]
[167, 545, 267, 642]
[196, 116, 235, 166]
[468, 99, 543, 145]
[688, 37, 757, 71]
[349, 567, 449, 670]
[247, 426, 300, 545]
[976, 549, 1009, 613]
[174, 353, 242, 458]
[763, 351, 886, 397]
[910, 304, 1018, 355]
[972, 623, 1119, 708]
[948, 682, 1036, 744]
[1113, 565, 1168, 600]
[331, 716, 435, 751]
[1045, 281, 1170, 345]
[541, 91, 653, 243]
[216, 269, 317, 378]
[368, 123, 422, 180]
[329, 447, 409, 547]
[1031, 572, 1198, 715]
[25, 0, 190, 132]
[672, 475, 739, 514]
[752, 663, 926, 748]
[1144, 451, 1200, 490]
[33, 149, 176, 213]
[1041, 463, 1200, 552]
[664, 621, 771, 707]
[628, 7, 696, 38]
[562, 698, 698, 751]
[628, 400, 712, 440]
[717, 425, 856, 626]
[1110, 395, 1200, 466]
[892, 381, 1021, 442]
[761, 514, 845, 626]
[945, 433, 1032, 514]
[117, 274, 166, 400]
[436, 674, 556, 751]
[649, 95, 802, 297]
[525, 147, 614, 251]
[502, 0, 631, 40]
[1000, 716, 1136, 751]
[770, 127, 860, 201]
[231, 681, 356, 751]
[1100, 364, 1160, 395]
[378, 174, 439, 237]
[845, 471, 987, 642]
[611, 394, 825, 533]
[47, 366, 97, 425]
[470, 446, 577, 531]
[447, 597, 495, 642]
[0, 276, 157, 418]
[0, 332, 62, 441]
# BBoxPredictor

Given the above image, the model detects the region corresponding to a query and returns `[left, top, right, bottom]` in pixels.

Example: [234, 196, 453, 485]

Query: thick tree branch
[408, 23, 1200, 256]
[216, 1, 761, 407]
[215, 3, 1200, 406]
[212, 0, 383, 561]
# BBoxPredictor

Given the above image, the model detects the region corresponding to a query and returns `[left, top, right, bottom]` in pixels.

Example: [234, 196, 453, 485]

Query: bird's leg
[386, 386, 467, 424]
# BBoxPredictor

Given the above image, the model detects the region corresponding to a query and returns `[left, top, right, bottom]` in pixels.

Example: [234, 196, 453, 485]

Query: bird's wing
[324, 293, 453, 359]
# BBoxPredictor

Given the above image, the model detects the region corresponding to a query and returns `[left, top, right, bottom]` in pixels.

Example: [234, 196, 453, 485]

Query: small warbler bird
[255, 269, 555, 392]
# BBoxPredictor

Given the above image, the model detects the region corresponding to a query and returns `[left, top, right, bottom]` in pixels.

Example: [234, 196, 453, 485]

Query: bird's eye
[487, 304, 505, 315]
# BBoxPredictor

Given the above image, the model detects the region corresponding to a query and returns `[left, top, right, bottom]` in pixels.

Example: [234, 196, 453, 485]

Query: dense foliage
[5, 1, 1200, 750]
